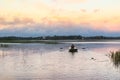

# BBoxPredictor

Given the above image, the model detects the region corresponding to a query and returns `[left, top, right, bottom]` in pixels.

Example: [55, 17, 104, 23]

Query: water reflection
[0, 48, 8, 58]
[69, 51, 78, 57]
[110, 50, 120, 68]
[0, 43, 120, 80]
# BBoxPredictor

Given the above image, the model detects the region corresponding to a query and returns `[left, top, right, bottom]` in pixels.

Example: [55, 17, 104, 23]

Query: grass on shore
[110, 50, 120, 68]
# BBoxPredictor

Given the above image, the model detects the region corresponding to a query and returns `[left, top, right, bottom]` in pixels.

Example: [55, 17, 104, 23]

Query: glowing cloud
[0, 0, 120, 36]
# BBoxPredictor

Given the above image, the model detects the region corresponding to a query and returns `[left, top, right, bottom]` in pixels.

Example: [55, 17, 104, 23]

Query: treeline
[0, 36, 43, 40]
[0, 35, 120, 40]
[45, 35, 82, 40]
[85, 36, 120, 40]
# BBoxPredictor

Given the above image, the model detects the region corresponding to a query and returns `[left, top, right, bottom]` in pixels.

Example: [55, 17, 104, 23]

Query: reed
[0, 44, 9, 48]
[110, 50, 120, 68]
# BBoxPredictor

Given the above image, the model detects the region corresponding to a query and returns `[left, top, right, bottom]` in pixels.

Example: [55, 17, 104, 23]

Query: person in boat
[69, 44, 78, 52]
[71, 44, 75, 49]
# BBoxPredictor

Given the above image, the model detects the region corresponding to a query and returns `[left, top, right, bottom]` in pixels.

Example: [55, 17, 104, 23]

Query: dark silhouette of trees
[0, 35, 120, 40]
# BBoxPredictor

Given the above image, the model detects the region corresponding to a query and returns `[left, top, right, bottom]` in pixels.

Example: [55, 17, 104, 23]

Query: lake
[0, 42, 120, 80]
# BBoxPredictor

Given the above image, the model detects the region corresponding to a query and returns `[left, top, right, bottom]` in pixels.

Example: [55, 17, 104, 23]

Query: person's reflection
[110, 50, 120, 68]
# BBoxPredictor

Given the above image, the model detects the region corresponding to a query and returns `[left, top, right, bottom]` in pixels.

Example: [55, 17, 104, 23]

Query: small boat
[69, 44, 78, 52]
[69, 48, 78, 52]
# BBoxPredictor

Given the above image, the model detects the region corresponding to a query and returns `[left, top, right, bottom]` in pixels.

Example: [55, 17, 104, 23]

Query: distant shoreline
[0, 35, 120, 43]
[0, 39, 120, 44]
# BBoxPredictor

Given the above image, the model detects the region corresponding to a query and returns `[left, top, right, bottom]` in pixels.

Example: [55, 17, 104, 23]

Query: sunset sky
[0, 0, 120, 36]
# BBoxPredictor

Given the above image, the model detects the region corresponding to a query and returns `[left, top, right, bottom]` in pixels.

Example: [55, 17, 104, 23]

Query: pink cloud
[93, 9, 100, 13]
[54, 0, 87, 3]
[81, 9, 86, 12]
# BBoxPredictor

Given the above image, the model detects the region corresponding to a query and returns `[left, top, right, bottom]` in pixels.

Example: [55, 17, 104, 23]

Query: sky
[0, 0, 120, 37]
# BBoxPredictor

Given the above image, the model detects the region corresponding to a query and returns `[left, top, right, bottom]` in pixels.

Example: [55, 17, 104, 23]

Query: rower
[71, 44, 75, 49]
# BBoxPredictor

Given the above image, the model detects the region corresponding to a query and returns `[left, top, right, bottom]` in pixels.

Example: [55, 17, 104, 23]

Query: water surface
[0, 42, 120, 80]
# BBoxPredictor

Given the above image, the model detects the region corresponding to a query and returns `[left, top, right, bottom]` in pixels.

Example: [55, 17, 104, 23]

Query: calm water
[0, 42, 120, 80]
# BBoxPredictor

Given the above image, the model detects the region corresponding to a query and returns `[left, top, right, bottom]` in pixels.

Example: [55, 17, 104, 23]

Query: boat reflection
[69, 51, 76, 56]
[110, 50, 120, 68]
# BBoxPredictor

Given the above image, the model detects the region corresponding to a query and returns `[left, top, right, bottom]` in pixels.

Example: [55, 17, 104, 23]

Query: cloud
[0, 11, 120, 37]
[81, 9, 86, 12]
[0, 17, 34, 25]
[54, 0, 87, 4]
[93, 9, 100, 13]
[0, 22, 120, 37]
[0, 17, 35, 29]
